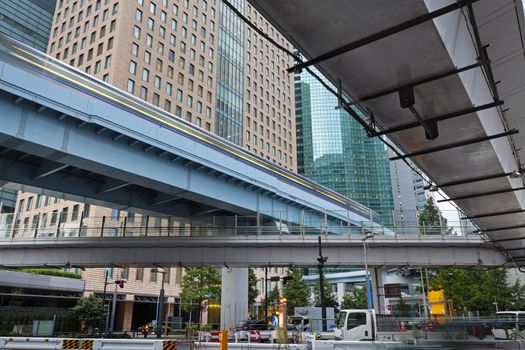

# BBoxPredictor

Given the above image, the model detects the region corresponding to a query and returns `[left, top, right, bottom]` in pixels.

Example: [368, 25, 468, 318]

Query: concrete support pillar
[336, 282, 346, 306]
[118, 301, 134, 332]
[220, 267, 248, 330]
[370, 268, 385, 313]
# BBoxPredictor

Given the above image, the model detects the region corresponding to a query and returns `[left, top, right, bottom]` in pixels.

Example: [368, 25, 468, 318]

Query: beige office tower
[13, 0, 295, 330]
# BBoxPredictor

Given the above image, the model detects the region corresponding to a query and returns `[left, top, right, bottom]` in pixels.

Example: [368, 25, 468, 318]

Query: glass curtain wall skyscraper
[0, 0, 56, 215]
[296, 68, 394, 226]
[215, 0, 244, 145]
[0, 0, 56, 52]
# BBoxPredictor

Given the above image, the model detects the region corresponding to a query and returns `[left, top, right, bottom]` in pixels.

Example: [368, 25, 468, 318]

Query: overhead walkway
[247, 0, 525, 264]
[0, 212, 505, 267]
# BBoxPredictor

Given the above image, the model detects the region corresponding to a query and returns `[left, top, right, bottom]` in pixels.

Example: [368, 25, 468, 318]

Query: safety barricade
[247, 330, 260, 343]
[209, 331, 220, 343]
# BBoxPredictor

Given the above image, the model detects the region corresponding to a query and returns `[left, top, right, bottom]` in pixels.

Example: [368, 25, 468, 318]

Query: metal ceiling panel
[248, 0, 525, 263]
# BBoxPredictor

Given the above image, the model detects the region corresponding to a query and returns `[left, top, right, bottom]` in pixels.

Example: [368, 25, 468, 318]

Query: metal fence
[0, 210, 479, 240]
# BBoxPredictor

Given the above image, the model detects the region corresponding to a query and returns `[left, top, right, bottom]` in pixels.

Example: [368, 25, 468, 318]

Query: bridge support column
[370, 268, 385, 313]
[220, 268, 248, 330]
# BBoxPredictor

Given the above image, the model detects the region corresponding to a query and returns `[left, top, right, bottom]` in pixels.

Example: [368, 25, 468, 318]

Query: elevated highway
[0, 234, 502, 268]
[0, 34, 372, 232]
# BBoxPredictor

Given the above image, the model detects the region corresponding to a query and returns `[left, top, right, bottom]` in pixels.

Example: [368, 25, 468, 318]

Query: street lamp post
[155, 268, 167, 338]
[102, 270, 110, 336]
[264, 267, 268, 321]
[362, 233, 374, 310]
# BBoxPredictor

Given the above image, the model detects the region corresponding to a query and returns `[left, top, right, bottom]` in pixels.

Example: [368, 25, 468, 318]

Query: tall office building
[295, 68, 394, 225]
[0, 0, 56, 52]
[46, 0, 295, 170]
[10, 0, 296, 330]
[0, 0, 56, 212]
[389, 152, 428, 234]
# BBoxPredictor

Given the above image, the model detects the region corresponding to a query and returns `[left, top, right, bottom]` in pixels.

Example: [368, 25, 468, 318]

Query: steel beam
[477, 223, 525, 233]
[97, 179, 132, 194]
[389, 129, 519, 161]
[361, 62, 484, 104]
[374, 101, 502, 137]
[462, 208, 525, 220]
[426, 170, 513, 190]
[287, 0, 479, 73]
[438, 186, 525, 203]
[33, 161, 69, 180]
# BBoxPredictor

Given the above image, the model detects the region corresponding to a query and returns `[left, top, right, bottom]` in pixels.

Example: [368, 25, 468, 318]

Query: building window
[127, 79, 135, 93]
[142, 68, 149, 82]
[72, 204, 80, 221]
[35, 195, 42, 209]
[104, 55, 111, 69]
[164, 100, 171, 112]
[133, 26, 141, 39]
[152, 93, 159, 106]
[136, 268, 144, 281]
[26, 197, 33, 211]
[131, 43, 139, 56]
[129, 61, 137, 75]
[150, 269, 157, 282]
[140, 86, 148, 100]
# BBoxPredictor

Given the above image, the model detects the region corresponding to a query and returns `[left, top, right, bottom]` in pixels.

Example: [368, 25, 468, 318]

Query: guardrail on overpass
[0, 210, 479, 239]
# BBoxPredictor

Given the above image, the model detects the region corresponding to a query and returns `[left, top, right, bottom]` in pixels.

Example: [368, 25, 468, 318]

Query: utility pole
[103, 270, 110, 336]
[156, 269, 166, 338]
[264, 267, 268, 321]
[109, 280, 118, 334]
[317, 236, 327, 331]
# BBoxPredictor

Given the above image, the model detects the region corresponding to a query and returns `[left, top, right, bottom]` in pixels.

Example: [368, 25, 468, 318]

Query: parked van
[492, 311, 525, 339]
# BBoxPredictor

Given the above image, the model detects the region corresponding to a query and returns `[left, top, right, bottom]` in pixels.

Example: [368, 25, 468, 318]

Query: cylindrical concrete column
[220, 268, 248, 330]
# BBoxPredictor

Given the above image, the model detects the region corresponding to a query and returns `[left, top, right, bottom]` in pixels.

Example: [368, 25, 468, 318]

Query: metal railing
[0, 210, 480, 240]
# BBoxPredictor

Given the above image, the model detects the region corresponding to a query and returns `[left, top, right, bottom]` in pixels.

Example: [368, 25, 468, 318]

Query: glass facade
[0, 188, 17, 213]
[215, 0, 244, 145]
[296, 68, 394, 226]
[0, 0, 56, 52]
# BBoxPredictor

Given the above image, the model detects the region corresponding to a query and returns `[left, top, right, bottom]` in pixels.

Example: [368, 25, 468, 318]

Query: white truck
[492, 311, 525, 340]
[334, 309, 412, 341]
[291, 307, 336, 333]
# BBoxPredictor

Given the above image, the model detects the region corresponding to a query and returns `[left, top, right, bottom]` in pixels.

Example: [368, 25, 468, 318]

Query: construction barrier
[247, 331, 260, 343]
[0, 337, 182, 350]
[209, 331, 220, 343]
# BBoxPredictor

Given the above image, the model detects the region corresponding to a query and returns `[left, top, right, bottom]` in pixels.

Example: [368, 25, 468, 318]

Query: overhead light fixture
[510, 170, 522, 179]
[429, 185, 439, 192]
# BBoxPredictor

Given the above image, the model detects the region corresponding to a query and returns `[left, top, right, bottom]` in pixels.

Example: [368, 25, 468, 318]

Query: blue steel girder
[0, 47, 373, 231]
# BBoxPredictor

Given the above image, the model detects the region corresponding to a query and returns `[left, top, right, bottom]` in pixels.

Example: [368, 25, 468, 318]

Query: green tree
[72, 295, 104, 333]
[418, 197, 450, 235]
[394, 297, 412, 317]
[282, 268, 310, 312]
[180, 268, 221, 324]
[262, 286, 281, 314]
[341, 287, 367, 310]
[314, 276, 339, 310]
[248, 268, 259, 306]
[429, 268, 525, 315]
